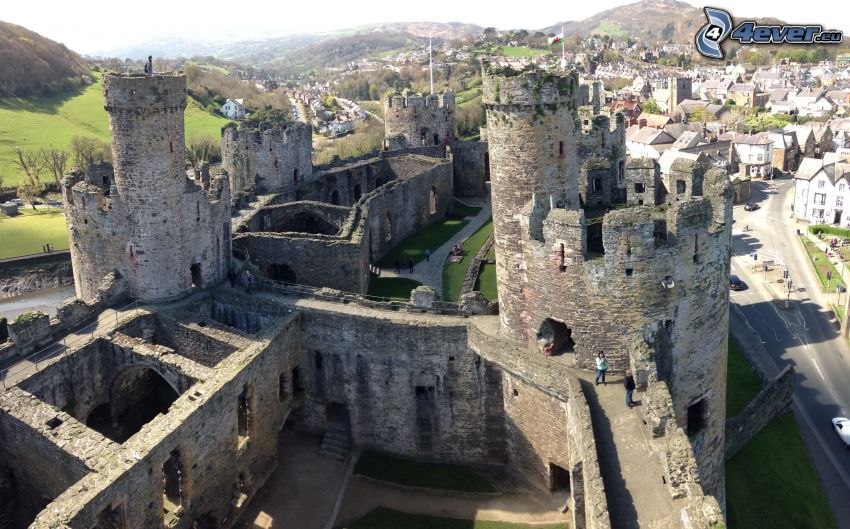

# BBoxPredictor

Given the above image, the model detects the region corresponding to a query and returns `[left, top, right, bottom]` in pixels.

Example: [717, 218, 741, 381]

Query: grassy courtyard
[799, 235, 846, 292]
[377, 218, 468, 268]
[442, 220, 492, 302]
[0, 73, 230, 188]
[0, 209, 69, 259]
[354, 451, 496, 493]
[725, 339, 837, 529]
[501, 46, 552, 57]
[345, 508, 567, 529]
[367, 277, 421, 301]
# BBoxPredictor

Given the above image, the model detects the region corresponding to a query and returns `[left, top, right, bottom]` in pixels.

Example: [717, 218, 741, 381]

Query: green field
[354, 451, 496, 493]
[0, 73, 231, 188]
[799, 235, 846, 292]
[442, 220, 492, 302]
[590, 21, 628, 37]
[377, 219, 468, 268]
[345, 508, 567, 529]
[367, 277, 421, 301]
[501, 46, 552, 57]
[0, 209, 69, 259]
[725, 338, 837, 529]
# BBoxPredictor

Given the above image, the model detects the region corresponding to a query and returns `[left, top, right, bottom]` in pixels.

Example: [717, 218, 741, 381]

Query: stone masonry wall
[724, 365, 794, 460]
[451, 141, 489, 197]
[384, 92, 456, 150]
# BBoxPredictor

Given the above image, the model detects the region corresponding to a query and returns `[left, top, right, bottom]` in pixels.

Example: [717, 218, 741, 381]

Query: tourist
[425, 248, 431, 262]
[408, 259, 414, 273]
[624, 370, 636, 408]
[144, 56, 153, 77]
[394, 260, 400, 274]
[227, 268, 236, 288]
[243, 270, 253, 295]
[595, 351, 608, 386]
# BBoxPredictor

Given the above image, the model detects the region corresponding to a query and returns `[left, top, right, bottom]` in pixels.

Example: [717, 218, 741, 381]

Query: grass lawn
[377, 219, 468, 268]
[442, 220, 493, 302]
[833, 303, 845, 322]
[345, 508, 567, 529]
[367, 277, 421, 301]
[0, 210, 69, 259]
[453, 199, 482, 218]
[726, 339, 762, 417]
[799, 236, 846, 292]
[590, 21, 628, 37]
[354, 452, 496, 493]
[501, 46, 552, 57]
[0, 73, 231, 188]
[725, 336, 837, 529]
[474, 262, 498, 301]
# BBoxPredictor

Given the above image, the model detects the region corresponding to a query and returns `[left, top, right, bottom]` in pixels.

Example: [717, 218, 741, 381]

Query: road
[731, 177, 850, 527]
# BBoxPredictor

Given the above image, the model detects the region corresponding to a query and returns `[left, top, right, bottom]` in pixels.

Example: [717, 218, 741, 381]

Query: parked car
[9, 198, 22, 205]
[46, 199, 62, 207]
[832, 417, 850, 449]
[729, 275, 744, 291]
[743, 202, 759, 211]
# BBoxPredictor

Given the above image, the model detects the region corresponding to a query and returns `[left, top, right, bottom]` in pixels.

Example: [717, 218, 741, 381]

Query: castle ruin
[0, 66, 731, 529]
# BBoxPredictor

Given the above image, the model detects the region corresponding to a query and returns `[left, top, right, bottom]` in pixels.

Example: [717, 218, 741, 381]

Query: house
[784, 125, 817, 158]
[728, 84, 761, 108]
[799, 97, 836, 118]
[699, 79, 733, 102]
[768, 132, 799, 173]
[719, 132, 774, 178]
[625, 125, 675, 159]
[220, 99, 246, 119]
[766, 89, 791, 112]
[793, 157, 850, 225]
[729, 175, 752, 204]
[672, 99, 727, 123]
[327, 116, 354, 134]
[791, 88, 825, 109]
[607, 97, 642, 119]
[634, 113, 673, 129]
[670, 130, 705, 150]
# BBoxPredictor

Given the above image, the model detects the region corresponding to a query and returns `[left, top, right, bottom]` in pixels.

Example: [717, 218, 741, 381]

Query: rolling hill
[0, 20, 91, 97]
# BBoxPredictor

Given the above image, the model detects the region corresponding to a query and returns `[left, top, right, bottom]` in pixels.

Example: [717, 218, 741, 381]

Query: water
[0, 286, 75, 320]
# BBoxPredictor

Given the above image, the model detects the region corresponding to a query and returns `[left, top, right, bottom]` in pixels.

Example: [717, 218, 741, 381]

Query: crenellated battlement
[481, 62, 578, 108]
[102, 72, 186, 112]
[384, 90, 456, 150]
[385, 91, 455, 110]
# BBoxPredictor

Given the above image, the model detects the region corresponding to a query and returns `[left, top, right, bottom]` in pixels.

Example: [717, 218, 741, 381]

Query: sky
[4, 0, 849, 55]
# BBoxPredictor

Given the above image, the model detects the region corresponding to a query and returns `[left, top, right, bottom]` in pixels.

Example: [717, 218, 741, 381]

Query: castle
[0, 67, 734, 529]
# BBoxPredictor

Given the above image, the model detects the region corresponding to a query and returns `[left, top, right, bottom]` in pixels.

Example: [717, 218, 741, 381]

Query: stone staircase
[318, 421, 351, 461]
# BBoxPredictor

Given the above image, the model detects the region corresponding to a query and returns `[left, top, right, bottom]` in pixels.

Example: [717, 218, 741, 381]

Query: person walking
[424, 249, 431, 262]
[243, 270, 253, 295]
[227, 268, 236, 288]
[394, 260, 400, 274]
[408, 258, 414, 273]
[595, 351, 608, 386]
[624, 370, 636, 408]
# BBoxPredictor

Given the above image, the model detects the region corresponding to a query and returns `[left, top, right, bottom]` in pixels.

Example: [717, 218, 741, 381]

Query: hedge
[809, 225, 850, 239]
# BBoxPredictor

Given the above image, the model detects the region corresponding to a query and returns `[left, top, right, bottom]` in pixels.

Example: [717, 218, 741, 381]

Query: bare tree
[70, 136, 111, 171]
[186, 136, 221, 169]
[720, 109, 744, 132]
[39, 147, 69, 185]
[17, 181, 44, 211]
[13, 147, 44, 187]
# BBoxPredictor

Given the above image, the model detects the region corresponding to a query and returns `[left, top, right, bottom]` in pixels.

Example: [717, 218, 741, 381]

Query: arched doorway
[429, 187, 438, 215]
[330, 190, 340, 205]
[293, 168, 300, 184]
[266, 263, 298, 283]
[537, 318, 575, 357]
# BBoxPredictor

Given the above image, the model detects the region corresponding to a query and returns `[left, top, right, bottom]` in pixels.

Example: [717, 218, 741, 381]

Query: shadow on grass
[354, 451, 495, 493]
[0, 80, 92, 114]
[367, 277, 420, 301]
[344, 507, 567, 529]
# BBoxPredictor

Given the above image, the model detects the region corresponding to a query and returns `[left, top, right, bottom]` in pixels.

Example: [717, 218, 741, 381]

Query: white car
[832, 418, 850, 448]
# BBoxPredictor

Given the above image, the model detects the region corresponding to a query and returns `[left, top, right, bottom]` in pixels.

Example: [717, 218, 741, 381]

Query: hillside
[0, 74, 231, 188]
[352, 21, 482, 40]
[0, 20, 91, 97]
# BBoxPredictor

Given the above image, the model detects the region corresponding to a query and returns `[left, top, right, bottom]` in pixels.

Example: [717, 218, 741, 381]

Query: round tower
[101, 73, 197, 302]
[481, 64, 580, 341]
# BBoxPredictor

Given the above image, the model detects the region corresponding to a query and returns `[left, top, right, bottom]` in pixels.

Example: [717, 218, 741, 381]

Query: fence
[0, 300, 141, 391]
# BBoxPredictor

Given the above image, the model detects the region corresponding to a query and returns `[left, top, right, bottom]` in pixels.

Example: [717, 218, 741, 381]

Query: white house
[793, 157, 850, 225]
[220, 99, 246, 119]
[625, 125, 674, 159]
[719, 132, 774, 178]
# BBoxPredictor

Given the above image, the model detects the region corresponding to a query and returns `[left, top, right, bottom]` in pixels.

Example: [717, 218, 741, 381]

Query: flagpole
[561, 25, 565, 67]
[429, 37, 434, 95]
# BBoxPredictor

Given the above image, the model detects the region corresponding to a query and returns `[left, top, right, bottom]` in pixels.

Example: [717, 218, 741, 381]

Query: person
[595, 351, 608, 386]
[424, 249, 431, 262]
[408, 258, 414, 273]
[227, 268, 236, 288]
[144, 55, 153, 77]
[394, 260, 400, 274]
[243, 270, 253, 295]
[624, 370, 636, 408]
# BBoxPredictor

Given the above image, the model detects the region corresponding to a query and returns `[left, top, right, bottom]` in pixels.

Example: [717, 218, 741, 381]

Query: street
[731, 177, 850, 527]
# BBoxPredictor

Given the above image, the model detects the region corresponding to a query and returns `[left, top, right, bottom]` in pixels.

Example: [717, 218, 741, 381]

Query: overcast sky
[4, 0, 849, 55]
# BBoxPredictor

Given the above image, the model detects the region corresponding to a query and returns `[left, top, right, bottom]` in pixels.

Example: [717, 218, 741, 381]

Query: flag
[548, 33, 564, 46]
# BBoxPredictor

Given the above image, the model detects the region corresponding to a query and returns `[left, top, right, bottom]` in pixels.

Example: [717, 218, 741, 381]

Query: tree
[688, 108, 712, 123]
[70, 136, 111, 171]
[39, 147, 68, 185]
[13, 147, 44, 187]
[720, 109, 744, 131]
[17, 181, 43, 211]
[642, 98, 662, 114]
[186, 136, 222, 169]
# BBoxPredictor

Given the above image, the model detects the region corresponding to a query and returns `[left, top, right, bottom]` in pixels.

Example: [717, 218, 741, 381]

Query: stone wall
[221, 121, 313, 198]
[232, 155, 453, 293]
[725, 365, 794, 460]
[451, 141, 489, 197]
[384, 91, 456, 150]
[63, 73, 231, 304]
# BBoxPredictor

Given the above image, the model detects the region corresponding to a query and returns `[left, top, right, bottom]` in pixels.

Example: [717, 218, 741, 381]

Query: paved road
[731, 177, 850, 528]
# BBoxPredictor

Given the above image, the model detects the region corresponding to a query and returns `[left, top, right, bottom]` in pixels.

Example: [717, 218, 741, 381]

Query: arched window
[429, 187, 438, 215]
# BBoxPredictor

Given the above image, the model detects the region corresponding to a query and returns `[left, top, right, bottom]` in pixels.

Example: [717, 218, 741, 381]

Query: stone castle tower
[384, 91, 456, 150]
[482, 63, 732, 502]
[221, 120, 312, 199]
[62, 72, 231, 303]
[668, 76, 693, 112]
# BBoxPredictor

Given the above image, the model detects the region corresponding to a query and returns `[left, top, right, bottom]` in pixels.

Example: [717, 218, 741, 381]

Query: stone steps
[319, 426, 350, 461]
